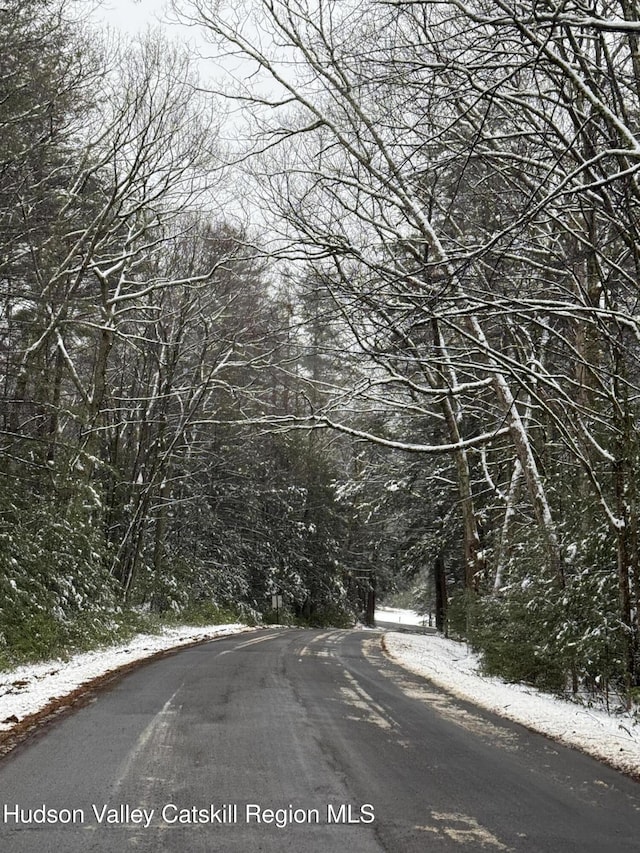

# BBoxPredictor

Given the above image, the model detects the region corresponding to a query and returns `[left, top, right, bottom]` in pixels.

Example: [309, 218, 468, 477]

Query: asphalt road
[0, 629, 639, 852]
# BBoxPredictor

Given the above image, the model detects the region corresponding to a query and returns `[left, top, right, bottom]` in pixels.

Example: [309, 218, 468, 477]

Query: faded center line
[217, 632, 281, 656]
[338, 670, 398, 732]
[416, 810, 514, 851]
[364, 638, 518, 751]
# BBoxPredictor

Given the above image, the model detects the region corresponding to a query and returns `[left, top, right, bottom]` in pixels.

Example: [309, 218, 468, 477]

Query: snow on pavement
[0, 623, 252, 733]
[2, 616, 640, 779]
[385, 630, 640, 777]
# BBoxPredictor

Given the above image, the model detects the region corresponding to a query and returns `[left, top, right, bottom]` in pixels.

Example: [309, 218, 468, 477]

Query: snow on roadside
[4, 620, 640, 778]
[385, 631, 640, 777]
[0, 623, 252, 732]
[376, 606, 428, 626]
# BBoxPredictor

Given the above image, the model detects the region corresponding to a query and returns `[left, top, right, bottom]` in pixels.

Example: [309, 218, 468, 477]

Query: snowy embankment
[385, 630, 640, 778]
[0, 623, 252, 736]
[375, 605, 430, 627]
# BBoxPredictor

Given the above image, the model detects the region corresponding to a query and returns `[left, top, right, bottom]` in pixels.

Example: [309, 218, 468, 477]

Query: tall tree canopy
[177, 0, 640, 696]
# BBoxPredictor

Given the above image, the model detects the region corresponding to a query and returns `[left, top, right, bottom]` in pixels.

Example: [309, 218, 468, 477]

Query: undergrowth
[0, 604, 247, 672]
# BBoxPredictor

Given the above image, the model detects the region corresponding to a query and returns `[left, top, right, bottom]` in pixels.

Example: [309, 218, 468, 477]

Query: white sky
[91, 1, 274, 105]
[94, 0, 171, 33]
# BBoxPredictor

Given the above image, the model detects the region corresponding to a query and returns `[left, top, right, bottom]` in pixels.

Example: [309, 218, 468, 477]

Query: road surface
[0, 629, 638, 851]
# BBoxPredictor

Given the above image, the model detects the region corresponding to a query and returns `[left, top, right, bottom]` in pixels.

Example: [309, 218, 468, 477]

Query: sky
[91, 1, 273, 108]
[94, 0, 172, 33]
[87, 0, 303, 237]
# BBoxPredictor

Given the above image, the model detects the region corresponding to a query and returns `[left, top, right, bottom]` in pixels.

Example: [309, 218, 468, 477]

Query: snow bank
[385, 631, 640, 777]
[0, 623, 251, 733]
[376, 606, 428, 626]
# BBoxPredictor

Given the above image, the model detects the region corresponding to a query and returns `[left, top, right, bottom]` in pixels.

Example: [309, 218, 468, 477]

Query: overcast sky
[95, 0, 170, 32]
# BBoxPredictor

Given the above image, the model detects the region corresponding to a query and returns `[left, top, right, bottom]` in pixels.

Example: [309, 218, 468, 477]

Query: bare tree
[181, 0, 640, 688]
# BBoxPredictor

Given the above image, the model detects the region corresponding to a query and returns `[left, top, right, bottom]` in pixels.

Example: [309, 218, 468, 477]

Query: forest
[3, 0, 640, 707]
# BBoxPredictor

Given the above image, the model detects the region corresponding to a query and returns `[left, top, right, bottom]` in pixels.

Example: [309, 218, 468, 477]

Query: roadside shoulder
[383, 631, 640, 779]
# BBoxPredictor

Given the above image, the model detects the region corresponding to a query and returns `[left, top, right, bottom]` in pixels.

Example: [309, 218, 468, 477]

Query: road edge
[379, 632, 640, 783]
[0, 626, 257, 760]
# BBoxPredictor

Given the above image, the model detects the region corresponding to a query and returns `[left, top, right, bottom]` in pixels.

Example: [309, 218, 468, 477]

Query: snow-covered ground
[2, 617, 640, 778]
[375, 605, 429, 627]
[0, 623, 252, 733]
[385, 630, 640, 778]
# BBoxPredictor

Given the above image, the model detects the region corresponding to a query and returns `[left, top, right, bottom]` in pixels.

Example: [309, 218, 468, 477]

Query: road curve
[0, 629, 638, 852]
